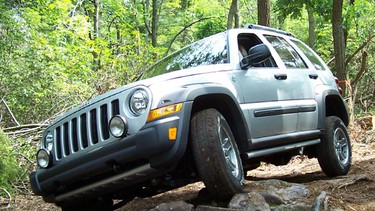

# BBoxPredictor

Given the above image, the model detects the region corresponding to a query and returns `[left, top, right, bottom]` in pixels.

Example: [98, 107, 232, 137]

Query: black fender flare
[316, 88, 349, 129]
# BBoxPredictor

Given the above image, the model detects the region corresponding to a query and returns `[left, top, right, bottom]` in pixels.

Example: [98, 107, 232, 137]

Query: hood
[52, 64, 233, 125]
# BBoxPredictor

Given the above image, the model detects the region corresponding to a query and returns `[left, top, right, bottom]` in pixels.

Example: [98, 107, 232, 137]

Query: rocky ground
[1, 121, 374, 210]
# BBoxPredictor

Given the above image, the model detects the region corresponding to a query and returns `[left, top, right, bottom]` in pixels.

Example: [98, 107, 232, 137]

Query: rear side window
[292, 39, 326, 71]
[265, 35, 307, 69]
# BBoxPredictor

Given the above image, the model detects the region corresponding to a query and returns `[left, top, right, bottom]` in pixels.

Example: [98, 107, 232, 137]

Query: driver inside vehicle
[238, 45, 247, 60]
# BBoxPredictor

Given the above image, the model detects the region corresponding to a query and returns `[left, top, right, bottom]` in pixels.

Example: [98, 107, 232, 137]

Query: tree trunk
[351, 51, 368, 87]
[307, 8, 315, 49]
[227, 0, 239, 29]
[116, 26, 121, 56]
[257, 0, 270, 26]
[151, 0, 158, 47]
[93, 0, 101, 71]
[332, 0, 347, 95]
[93, 0, 101, 38]
[143, 0, 150, 44]
[234, 0, 240, 28]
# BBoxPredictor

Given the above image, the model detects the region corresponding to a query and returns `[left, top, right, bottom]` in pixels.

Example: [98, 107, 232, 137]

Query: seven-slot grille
[54, 99, 120, 160]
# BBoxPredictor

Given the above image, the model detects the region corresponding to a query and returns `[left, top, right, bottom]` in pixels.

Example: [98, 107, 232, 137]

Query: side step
[245, 139, 320, 159]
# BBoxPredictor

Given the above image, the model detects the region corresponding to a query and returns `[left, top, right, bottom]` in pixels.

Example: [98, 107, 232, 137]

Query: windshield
[140, 32, 228, 79]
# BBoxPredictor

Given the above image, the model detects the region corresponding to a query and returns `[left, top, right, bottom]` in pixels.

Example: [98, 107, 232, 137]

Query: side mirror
[240, 44, 271, 69]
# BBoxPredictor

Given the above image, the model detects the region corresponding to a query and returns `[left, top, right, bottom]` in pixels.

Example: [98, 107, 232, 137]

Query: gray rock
[276, 185, 310, 203]
[149, 201, 194, 211]
[267, 186, 279, 194]
[259, 192, 284, 206]
[228, 192, 271, 211]
[272, 204, 312, 211]
[247, 179, 292, 189]
[195, 205, 239, 211]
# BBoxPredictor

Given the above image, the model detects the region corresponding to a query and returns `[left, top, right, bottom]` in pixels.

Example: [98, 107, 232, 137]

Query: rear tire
[190, 108, 244, 200]
[317, 116, 351, 177]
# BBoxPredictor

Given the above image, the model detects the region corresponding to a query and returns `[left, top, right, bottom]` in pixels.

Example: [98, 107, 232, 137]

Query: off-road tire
[190, 108, 244, 200]
[317, 116, 351, 177]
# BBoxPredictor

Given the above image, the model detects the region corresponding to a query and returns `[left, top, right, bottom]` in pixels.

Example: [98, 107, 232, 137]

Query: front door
[237, 33, 318, 149]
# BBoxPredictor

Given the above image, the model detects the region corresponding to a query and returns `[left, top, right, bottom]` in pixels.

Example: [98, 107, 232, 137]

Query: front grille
[54, 99, 120, 160]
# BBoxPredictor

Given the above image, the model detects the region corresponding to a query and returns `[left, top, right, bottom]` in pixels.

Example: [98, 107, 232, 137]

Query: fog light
[37, 149, 52, 168]
[109, 115, 128, 138]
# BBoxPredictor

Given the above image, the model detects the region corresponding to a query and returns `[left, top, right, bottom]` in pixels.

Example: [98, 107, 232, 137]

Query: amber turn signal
[168, 127, 177, 141]
[147, 103, 182, 122]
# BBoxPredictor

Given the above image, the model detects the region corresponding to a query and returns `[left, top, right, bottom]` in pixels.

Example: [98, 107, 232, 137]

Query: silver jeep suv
[30, 24, 351, 209]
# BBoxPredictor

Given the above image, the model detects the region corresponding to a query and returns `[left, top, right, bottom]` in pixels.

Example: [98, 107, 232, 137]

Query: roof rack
[244, 24, 294, 37]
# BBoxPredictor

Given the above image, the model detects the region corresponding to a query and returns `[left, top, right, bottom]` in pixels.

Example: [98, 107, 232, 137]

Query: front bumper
[29, 102, 192, 203]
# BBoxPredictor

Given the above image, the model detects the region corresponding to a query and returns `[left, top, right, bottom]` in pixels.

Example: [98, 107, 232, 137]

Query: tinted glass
[292, 39, 326, 70]
[265, 35, 307, 69]
[141, 32, 228, 79]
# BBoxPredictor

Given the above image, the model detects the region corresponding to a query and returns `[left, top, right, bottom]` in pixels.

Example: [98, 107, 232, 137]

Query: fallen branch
[313, 191, 327, 211]
[1, 97, 20, 126]
[337, 175, 369, 189]
[0, 187, 11, 208]
[335, 175, 369, 190]
[3, 124, 48, 132]
[4, 126, 45, 136]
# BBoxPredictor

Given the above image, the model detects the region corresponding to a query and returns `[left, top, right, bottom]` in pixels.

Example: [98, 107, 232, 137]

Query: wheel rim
[333, 127, 350, 166]
[218, 116, 240, 178]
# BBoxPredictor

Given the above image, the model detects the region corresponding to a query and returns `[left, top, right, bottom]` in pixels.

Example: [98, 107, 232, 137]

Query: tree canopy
[0, 0, 373, 127]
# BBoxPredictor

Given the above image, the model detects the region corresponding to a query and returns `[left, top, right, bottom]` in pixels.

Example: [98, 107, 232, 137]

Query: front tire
[190, 108, 244, 200]
[317, 116, 351, 177]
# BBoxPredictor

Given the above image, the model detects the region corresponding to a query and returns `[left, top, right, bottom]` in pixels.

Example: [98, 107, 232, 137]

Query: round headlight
[109, 115, 128, 138]
[44, 132, 53, 151]
[129, 89, 149, 116]
[37, 149, 52, 168]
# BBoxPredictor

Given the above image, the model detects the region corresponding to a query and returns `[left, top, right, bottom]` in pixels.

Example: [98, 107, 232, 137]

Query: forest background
[0, 0, 374, 201]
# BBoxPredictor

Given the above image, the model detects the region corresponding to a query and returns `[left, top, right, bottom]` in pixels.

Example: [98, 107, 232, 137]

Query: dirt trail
[3, 126, 374, 210]
[120, 127, 375, 210]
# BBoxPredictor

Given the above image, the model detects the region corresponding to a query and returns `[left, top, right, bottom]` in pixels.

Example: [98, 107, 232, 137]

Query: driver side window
[238, 33, 277, 68]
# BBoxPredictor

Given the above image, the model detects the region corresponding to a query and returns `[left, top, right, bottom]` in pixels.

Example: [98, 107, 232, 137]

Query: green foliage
[274, 0, 310, 19]
[282, 11, 309, 43]
[195, 19, 226, 40]
[0, 130, 22, 195]
[257, 0, 374, 115]
[0, 0, 236, 127]
[0, 0, 373, 129]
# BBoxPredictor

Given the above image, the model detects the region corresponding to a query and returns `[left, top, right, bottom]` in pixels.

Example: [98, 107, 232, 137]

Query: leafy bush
[0, 129, 22, 195]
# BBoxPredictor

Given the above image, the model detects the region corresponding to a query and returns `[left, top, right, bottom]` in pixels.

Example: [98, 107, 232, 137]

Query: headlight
[109, 115, 128, 138]
[37, 149, 52, 168]
[129, 89, 149, 116]
[44, 132, 53, 151]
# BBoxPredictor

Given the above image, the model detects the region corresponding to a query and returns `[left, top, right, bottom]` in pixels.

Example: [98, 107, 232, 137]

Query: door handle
[309, 74, 319, 79]
[274, 74, 287, 80]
